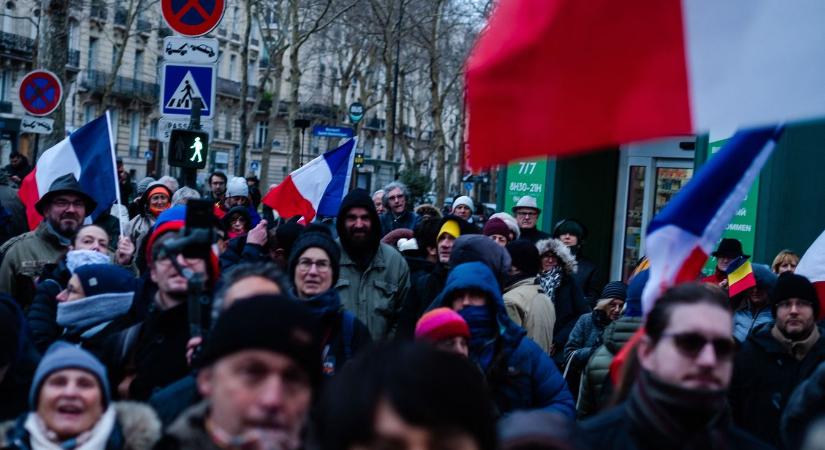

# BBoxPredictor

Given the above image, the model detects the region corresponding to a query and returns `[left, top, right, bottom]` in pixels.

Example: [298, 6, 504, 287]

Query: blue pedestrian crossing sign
[160, 63, 216, 118]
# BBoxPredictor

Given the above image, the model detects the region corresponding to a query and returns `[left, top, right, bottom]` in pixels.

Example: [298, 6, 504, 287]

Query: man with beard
[729, 272, 825, 447]
[0, 174, 96, 308]
[580, 283, 772, 450]
[204, 171, 227, 204]
[336, 189, 410, 340]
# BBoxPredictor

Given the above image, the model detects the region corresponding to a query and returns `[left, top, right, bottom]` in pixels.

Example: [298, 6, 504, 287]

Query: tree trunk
[429, 0, 446, 206]
[260, 62, 285, 188]
[238, 0, 253, 176]
[37, 0, 69, 150]
[287, 0, 302, 170]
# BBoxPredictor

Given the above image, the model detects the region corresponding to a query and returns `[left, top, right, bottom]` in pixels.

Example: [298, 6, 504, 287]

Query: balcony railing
[81, 69, 159, 102]
[0, 31, 34, 58]
[216, 77, 257, 98]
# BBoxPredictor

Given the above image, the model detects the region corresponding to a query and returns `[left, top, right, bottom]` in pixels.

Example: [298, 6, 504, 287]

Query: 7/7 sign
[504, 157, 548, 228]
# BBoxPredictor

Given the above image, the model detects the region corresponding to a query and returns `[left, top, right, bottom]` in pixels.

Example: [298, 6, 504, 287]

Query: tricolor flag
[640, 126, 781, 315]
[726, 256, 756, 298]
[466, 0, 825, 168]
[795, 230, 825, 319]
[263, 138, 356, 224]
[18, 113, 119, 230]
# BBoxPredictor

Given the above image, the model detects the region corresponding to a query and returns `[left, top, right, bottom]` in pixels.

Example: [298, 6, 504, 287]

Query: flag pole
[106, 110, 125, 238]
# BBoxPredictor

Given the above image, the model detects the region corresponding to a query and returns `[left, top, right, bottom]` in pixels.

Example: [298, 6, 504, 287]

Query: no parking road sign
[19, 70, 63, 116]
[160, 63, 216, 118]
[162, 0, 225, 37]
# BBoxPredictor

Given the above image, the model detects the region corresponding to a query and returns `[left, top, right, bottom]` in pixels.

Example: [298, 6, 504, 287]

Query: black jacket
[781, 360, 825, 450]
[218, 235, 269, 271]
[519, 227, 551, 244]
[580, 402, 774, 450]
[396, 257, 437, 339]
[27, 259, 70, 353]
[730, 323, 825, 448]
[551, 273, 589, 361]
[572, 256, 603, 307]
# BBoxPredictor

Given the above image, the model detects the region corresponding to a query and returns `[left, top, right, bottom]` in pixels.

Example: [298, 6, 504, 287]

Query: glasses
[387, 194, 404, 202]
[297, 258, 331, 272]
[662, 332, 736, 360]
[776, 298, 814, 311]
[52, 199, 86, 209]
[516, 211, 537, 217]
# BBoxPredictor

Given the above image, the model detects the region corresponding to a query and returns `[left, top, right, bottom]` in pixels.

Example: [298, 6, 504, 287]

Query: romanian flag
[727, 256, 756, 297]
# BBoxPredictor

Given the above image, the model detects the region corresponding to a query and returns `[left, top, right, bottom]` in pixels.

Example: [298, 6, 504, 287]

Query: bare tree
[37, 0, 68, 149]
[285, 0, 357, 170]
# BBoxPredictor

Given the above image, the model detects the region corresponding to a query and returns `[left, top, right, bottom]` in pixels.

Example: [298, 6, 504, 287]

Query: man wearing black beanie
[730, 272, 825, 447]
[157, 296, 321, 450]
[503, 239, 555, 355]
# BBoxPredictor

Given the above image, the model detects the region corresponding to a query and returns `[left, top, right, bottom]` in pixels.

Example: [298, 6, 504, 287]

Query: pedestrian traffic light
[168, 129, 209, 169]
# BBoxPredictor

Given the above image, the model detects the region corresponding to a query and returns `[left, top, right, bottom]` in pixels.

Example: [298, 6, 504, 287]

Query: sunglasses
[661, 332, 736, 360]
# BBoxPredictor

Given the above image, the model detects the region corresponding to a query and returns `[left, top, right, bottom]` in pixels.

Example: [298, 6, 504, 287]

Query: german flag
[727, 256, 756, 297]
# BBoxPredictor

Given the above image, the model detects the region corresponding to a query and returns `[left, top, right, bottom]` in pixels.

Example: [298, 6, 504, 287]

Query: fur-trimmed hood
[0, 401, 161, 450]
[535, 238, 577, 275]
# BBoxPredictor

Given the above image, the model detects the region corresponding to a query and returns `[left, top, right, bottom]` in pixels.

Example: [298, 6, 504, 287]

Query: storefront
[610, 137, 696, 281]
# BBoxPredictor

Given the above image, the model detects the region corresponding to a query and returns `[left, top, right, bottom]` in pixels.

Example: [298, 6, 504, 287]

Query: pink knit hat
[415, 307, 471, 341]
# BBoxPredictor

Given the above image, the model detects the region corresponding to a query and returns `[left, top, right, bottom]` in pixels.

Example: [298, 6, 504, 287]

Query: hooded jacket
[535, 238, 589, 356]
[431, 262, 575, 418]
[335, 190, 410, 340]
[503, 276, 555, 355]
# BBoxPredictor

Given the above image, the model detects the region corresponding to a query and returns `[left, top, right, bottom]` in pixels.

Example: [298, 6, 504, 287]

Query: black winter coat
[781, 360, 825, 450]
[729, 323, 825, 448]
[572, 256, 603, 307]
[580, 403, 774, 450]
[27, 259, 70, 353]
[218, 235, 269, 271]
[551, 273, 588, 364]
[396, 257, 437, 339]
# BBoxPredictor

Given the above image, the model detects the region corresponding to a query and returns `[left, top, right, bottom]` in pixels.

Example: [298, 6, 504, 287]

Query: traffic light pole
[181, 98, 203, 189]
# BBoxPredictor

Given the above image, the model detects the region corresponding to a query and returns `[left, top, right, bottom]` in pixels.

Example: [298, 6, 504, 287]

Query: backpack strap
[341, 311, 355, 361]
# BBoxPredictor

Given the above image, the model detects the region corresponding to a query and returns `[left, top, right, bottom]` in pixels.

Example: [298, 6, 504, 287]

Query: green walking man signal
[168, 129, 209, 169]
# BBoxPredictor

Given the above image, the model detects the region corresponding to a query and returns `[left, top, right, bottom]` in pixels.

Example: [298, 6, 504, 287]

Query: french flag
[641, 126, 781, 315]
[263, 138, 356, 223]
[466, 0, 825, 168]
[795, 231, 825, 320]
[18, 113, 119, 230]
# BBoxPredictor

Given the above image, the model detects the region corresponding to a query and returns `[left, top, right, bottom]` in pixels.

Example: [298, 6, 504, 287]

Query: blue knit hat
[624, 270, 649, 317]
[73, 264, 136, 297]
[29, 341, 110, 410]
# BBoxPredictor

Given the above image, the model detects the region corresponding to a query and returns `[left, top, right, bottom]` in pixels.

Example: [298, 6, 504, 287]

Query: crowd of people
[0, 166, 822, 450]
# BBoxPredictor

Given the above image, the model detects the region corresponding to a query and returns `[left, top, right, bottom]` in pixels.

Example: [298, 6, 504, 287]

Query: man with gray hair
[372, 189, 386, 215]
[379, 181, 419, 236]
[171, 186, 201, 205]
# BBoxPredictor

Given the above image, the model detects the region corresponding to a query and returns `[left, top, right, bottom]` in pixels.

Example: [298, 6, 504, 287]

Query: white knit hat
[452, 195, 474, 211]
[226, 176, 249, 198]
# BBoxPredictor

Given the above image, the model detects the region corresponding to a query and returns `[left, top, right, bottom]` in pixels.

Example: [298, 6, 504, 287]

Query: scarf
[65, 250, 111, 274]
[459, 306, 498, 371]
[25, 406, 116, 450]
[57, 292, 134, 338]
[626, 370, 728, 449]
[771, 324, 821, 361]
[538, 267, 562, 303]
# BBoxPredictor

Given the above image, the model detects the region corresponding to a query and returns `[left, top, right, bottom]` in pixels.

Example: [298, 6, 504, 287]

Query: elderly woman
[55, 264, 136, 350]
[28, 225, 134, 353]
[0, 342, 160, 450]
[536, 238, 589, 365]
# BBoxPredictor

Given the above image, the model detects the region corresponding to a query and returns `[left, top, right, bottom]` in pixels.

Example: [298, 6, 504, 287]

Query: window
[317, 64, 325, 89]
[68, 20, 79, 50]
[2, 2, 14, 33]
[229, 54, 237, 78]
[133, 50, 143, 80]
[84, 104, 96, 124]
[149, 119, 158, 139]
[88, 38, 98, 67]
[0, 70, 8, 102]
[231, 5, 239, 33]
[255, 121, 268, 149]
[112, 45, 120, 68]
[129, 112, 140, 157]
[110, 108, 119, 152]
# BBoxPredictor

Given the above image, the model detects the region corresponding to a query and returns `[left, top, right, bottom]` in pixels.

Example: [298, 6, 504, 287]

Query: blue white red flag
[641, 126, 782, 315]
[18, 113, 119, 230]
[262, 138, 356, 223]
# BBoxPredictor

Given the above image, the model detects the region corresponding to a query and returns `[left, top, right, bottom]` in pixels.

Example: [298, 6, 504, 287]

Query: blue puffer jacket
[431, 262, 575, 418]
